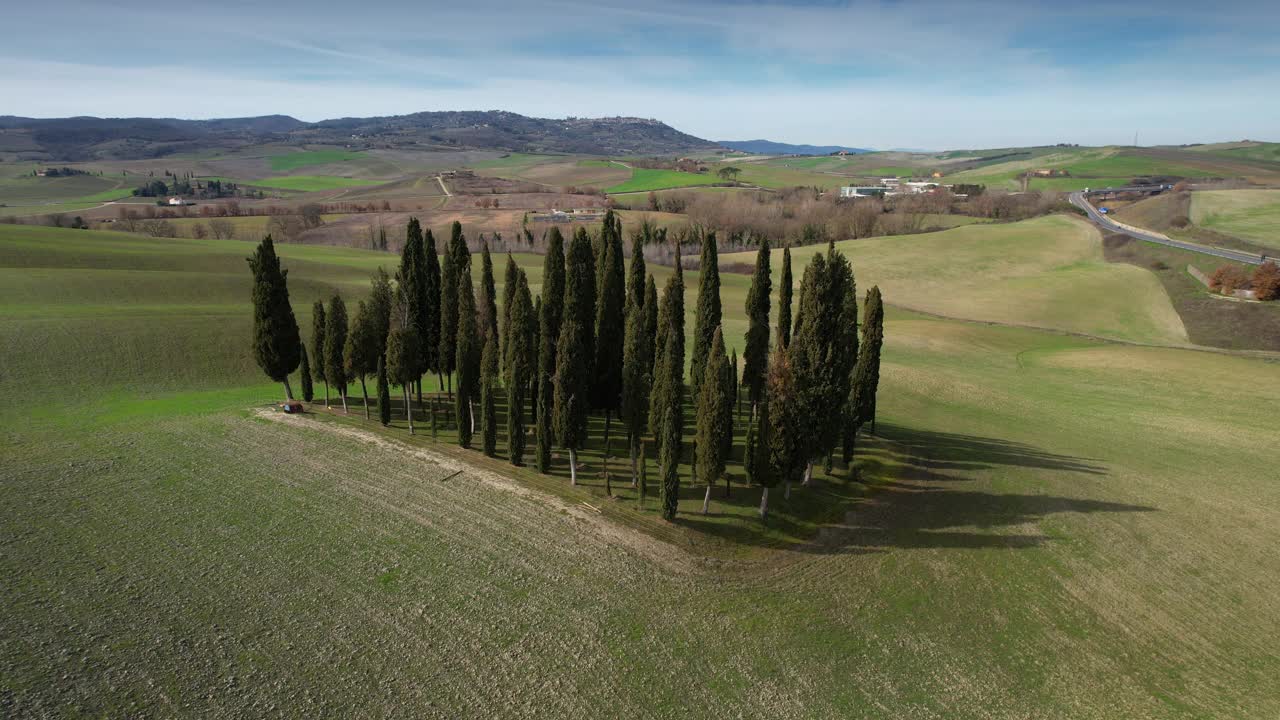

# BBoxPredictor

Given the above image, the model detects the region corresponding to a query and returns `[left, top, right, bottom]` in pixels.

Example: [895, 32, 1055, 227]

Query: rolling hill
[718, 139, 871, 155]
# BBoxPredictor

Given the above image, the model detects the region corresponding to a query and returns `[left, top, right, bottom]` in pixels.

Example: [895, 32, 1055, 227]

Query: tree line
[247, 211, 885, 522]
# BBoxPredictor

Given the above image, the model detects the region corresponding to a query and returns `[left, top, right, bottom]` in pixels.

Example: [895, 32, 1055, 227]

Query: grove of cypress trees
[422, 229, 442, 389]
[621, 277, 652, 486]
[299, 344, 314, 402]
[778, 245, 793, 349]
[506, 271, 534, 466]
[247, 236, 302, 399]
[455, 247, 478, 447]
[689, 230, 721, 403]
[592, 212, 626, 440]
[324, 294, 350, 413]
[480, 329, 499, 457]
[311, 299, 328, 405]
[553, 318, 590, 484]
[695, 327, 732, 514]
[377, 355, 391, 426]
[742, 237, 771, 409]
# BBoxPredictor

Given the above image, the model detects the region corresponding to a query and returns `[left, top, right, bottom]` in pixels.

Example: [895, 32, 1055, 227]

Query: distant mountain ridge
[718, 139, 871, 155]
[0, 111, 719, 161]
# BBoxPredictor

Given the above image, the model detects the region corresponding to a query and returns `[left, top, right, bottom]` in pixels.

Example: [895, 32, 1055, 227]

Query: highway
[1069, 191, 1266, 266]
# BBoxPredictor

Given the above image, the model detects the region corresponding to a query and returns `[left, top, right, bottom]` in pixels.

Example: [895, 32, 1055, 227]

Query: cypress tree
[299, 344, 314, 402]
[649, 241, 684, 436]
[534, 229, 566, 474]
[479, 241, 498, 347]
[730, 348, 739, 420]
[642, 275, 659, 384]
[438, 222, 462, 398]
[851, 286, 885, 438]
[637, 439, 648, 510]
[311, 299, 328, 405]
[324, 294, 350, 413]
[553, 319, 590, 484]
[689, 230, 721, 403]
[592, 211, 625, 438]
[386, 298, 420, 434]
[778, 245, 793, 349]
[397, 218, 427, 402]
[695, 327, 731, 514]
[567, 227, 597, 370]
[767, 345, 805, 501]
[377, 355, 391, 426]
[455, 246, 478, 448]
[422, 229, 442, 388]
[501, 253, 519, 362]
[628, 224, 647, 310]
[480, 329, 499, 457]
[655, 309, 684, 520]
[344, 299, 378, 420]
[506, 271, 534, 466]
[751, 399, 778, 520]
[621, 280, 652, 485]
[369, 267, 394, 360]
[742, 237, 771, 409]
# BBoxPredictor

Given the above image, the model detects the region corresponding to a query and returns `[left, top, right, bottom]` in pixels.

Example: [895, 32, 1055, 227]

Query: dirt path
[434, 175, 452, 196]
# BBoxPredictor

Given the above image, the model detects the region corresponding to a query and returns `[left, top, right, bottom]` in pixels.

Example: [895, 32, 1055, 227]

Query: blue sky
[5, 0, 1278, 149]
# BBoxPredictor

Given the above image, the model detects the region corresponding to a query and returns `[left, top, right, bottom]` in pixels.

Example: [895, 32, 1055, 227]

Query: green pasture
[1191, 189, 1280, 250]
[605, 167, 718, 193]
[268, 149, 368, 172]
[3, 221, 1280, 716]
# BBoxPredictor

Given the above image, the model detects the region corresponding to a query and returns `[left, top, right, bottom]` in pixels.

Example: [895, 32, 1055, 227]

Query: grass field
[1191, 189, 1280, 249]
[605, 167, 718, 193]
[4, 221, 1280, 716]
[268, 149, 368, 172]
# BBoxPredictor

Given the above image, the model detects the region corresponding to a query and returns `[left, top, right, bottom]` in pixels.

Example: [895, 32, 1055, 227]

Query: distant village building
[167, 197, 184, 206]
[880, 177, 901, 187]
[839, 186, 889, 199]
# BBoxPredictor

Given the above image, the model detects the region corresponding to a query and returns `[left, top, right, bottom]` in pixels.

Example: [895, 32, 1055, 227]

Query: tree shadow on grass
[872, 422, 1108, 476]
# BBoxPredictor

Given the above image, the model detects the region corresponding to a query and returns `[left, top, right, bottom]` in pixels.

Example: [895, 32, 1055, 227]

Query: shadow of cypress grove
[328, 391, 1151, 555]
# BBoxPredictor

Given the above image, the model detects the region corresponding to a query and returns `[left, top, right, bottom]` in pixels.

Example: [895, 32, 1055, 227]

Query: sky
[4, 0, 1279, 149]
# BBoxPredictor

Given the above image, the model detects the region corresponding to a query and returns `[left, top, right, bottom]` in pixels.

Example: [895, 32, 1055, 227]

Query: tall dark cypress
[311, 299, 328, 405]
[397, 218, 427, 400]
[554, 228, 596, 484]
[534, 228, 566, 474]
[689, 230, 721, 403]
[695, 327, 731, 514]
[377, 355, 391, 426]
[422, 229, 441, 385]
[386, 298, 420, 435]
[649, 241, 684, 436]
[480, 329, 499, 457]
[628, 224, 648, 310]
[344, 299, 378, 420]
[778, 245, 793, 349]
[642, 275, 659, 385]
[592, 211, 625, 434]
[501, 253, 519, 363]
[767, 345, 804, 501]
[855, 286, 885, 435]
[479, 241, 498, 348]
[369, 266, 394, 361]
[506, 271, 534, 466]
[751, 399, 778, 520]
[299, 344, 314, 402]
[569, 227, 597, 370]
[324, 294, 350, 413]
[742, 237, 771, 409]
[245, 238, 302, 401]
[438, 222, 463, 397]
[621, 277, 652, 485]
[455, 245, 478, 447]
[656, 326, 684, 521]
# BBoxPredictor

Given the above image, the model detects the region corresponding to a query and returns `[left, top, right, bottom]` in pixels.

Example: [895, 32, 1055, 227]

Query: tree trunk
[759, 486, 769, 520]
[416, 378, 422, 405]
[871, 417, 876, 435]
[801, 461, 813, 486]
[447, 373, 453, 402]
[340, 388, 349, 414]
[324, 380, 330, 408]
[282, 378, 295, 400]
[784, 477, 791, 500]
[701, 485, 712, 515]
[603, 411, 611, 448]
[430, 394, 438, 438]
[568, 448, 578, 486]
[360, 377, 370, 420]
[630, 435, 639, 487]
[469, 399, 476, 435]
[404, 386, 415, 435]
[725, 472, 731, 498]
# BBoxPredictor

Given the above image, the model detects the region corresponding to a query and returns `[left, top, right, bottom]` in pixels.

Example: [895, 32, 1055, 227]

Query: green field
[605, 167, 718, 193]
[4, 220, 1280, 716]
[1191, 189, 1280, 249]
[241, 175, 381, 192]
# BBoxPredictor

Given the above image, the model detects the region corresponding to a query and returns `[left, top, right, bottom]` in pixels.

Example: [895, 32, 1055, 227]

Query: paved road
[1069, 191, 1266, 266]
